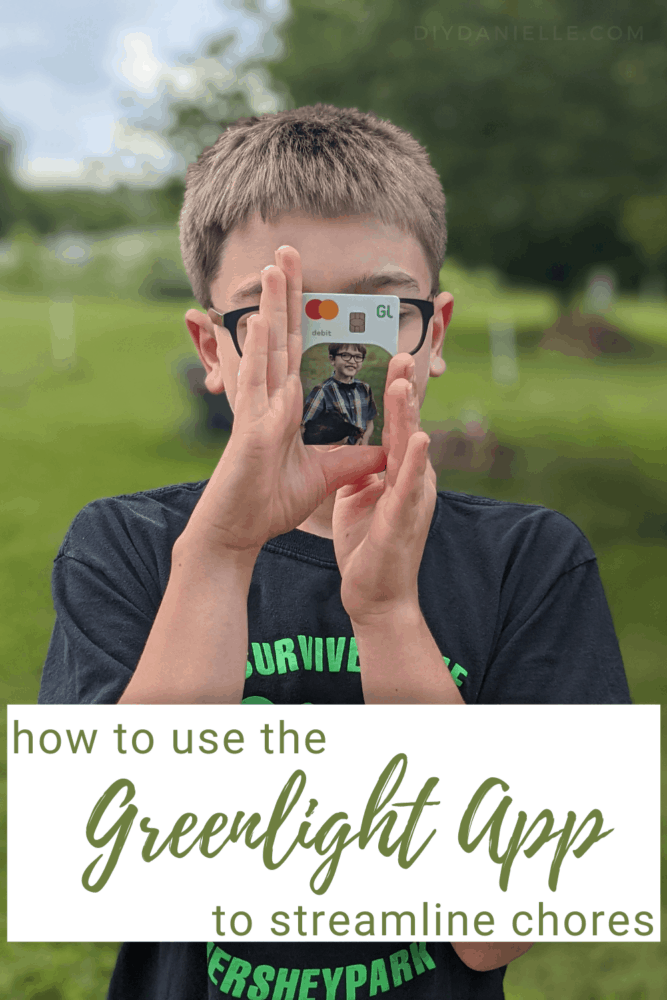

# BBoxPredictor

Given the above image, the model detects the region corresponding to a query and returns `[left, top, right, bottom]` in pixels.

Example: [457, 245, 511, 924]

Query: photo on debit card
[300, 293, 402, 446]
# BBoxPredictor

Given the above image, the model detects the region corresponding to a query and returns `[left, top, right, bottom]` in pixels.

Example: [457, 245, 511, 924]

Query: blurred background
[1, 0, 665, 996]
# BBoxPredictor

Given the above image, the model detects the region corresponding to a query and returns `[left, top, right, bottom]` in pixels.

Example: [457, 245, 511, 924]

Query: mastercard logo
[305, 298, 339, 320]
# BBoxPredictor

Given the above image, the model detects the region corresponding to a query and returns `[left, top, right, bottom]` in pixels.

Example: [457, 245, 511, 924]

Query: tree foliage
[4, 0, 666, 294]
[159, 33, 284, 168]
[266, 0, 667, 291]
[0, 130, 184, 239]
[0, 29, 279, 241]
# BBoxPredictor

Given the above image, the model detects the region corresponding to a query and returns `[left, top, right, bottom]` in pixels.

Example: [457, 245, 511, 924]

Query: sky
[0, 0, 286, 187]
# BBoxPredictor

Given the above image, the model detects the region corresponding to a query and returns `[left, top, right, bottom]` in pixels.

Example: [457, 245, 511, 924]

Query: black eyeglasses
[208, 298, 435, 358]
[335, 353, 364, 363]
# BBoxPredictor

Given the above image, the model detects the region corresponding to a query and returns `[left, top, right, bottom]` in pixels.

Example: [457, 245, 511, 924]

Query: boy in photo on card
[38, 104, 632, 998]
[302, 343, 377, 445]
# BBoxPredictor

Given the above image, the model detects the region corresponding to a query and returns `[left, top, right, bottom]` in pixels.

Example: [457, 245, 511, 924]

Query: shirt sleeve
[479, 557, 632, 705]
[302, 386, 326, 425]
[38, 499, 168, 705]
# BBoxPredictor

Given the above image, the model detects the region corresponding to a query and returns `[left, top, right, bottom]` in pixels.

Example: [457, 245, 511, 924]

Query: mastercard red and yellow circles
[304, 299, 339, 320]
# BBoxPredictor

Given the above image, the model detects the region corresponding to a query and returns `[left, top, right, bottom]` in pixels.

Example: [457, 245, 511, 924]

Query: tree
[121, 36, 281, 173]
[621, 194, 667, 264]
[265, 0, 667, 292]
[0, 125, 30, 238]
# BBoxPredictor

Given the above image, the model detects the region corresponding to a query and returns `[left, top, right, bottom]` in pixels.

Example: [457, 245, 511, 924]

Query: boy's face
[331, 345, 365, 383]
[186, 211, 453, 411]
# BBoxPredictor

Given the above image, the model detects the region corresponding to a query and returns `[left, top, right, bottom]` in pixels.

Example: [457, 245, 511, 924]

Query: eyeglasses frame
[334, 352, 365, 364]
[207, 298, 436, 358]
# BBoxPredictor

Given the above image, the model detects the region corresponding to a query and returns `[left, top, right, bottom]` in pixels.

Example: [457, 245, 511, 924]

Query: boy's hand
[185, 247, 385, 556]
[332, 354, 437, 625]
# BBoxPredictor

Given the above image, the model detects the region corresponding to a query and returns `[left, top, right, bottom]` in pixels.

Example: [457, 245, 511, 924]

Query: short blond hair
[179, 103, 447, 309]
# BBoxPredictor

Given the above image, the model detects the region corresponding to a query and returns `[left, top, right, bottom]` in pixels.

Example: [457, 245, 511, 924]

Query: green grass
[1, 280, 666, 998]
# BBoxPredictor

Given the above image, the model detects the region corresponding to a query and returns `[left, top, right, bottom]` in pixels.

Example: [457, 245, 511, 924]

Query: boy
[39, 104, 631, 998]
[302, 343, 377, 445]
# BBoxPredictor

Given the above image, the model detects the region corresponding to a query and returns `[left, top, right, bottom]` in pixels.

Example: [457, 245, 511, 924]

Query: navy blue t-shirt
[39, 482, 632, 999]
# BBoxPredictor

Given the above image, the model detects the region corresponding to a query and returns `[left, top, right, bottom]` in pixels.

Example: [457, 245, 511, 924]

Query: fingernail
[276, 245, 290, 251]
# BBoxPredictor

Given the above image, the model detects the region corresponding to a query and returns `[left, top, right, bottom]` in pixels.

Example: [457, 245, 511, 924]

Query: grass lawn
[1, 284, 666, 999]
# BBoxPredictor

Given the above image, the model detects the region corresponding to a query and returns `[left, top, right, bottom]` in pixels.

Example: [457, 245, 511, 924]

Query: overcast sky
[0, 0, 285, 186]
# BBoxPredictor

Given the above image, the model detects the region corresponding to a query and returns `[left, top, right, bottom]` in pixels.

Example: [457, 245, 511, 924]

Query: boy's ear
[184, 309, 226, 394]
[430, 291, 454, 377]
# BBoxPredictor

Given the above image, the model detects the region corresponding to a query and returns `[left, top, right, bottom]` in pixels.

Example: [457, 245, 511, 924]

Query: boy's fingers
[260, 265, 288, 393]
[275, 246, 304, 379]
[236, 312, 269, 412]
[385, 353, 414, 391]
[334, 476, 386, 522]
[388, 431, 433, 531]
[317, 445, 386, 494]
[384, 379, 414, 488]
[383, 386, 399, 487]
[382, 355, 413, 465]
[336, 474, 383, 502]
[426, 452, 437, 486]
